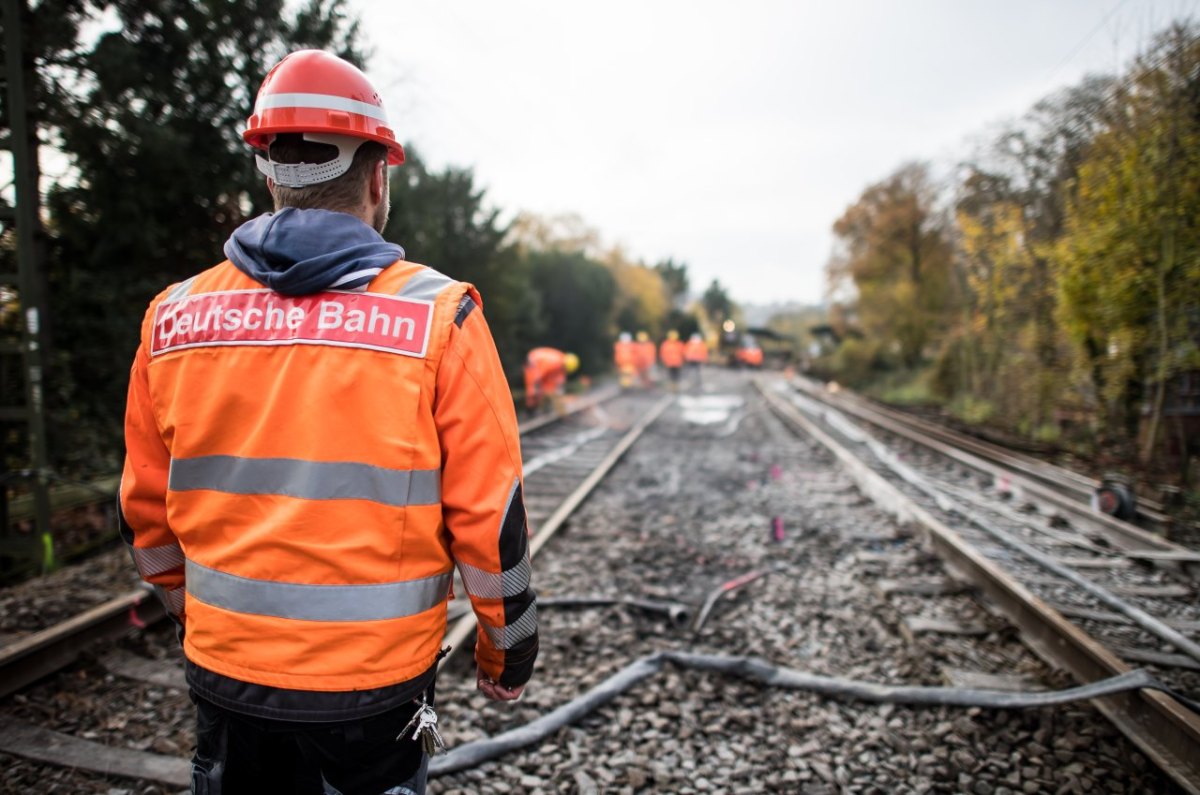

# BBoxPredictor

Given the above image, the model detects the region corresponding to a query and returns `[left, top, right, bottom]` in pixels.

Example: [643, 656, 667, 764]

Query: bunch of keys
[398, 696, 446, 756]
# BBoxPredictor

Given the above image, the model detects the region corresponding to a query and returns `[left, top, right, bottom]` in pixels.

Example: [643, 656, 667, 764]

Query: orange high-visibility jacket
[659, 338, 685, 368]
[524, 347, 566, 405]
[120, 259, 536, 720]
[634, 340, 656, 372]
[739, 347, 764, 366]
[684, 338, 709, 363]
[613, 339, 636, 371]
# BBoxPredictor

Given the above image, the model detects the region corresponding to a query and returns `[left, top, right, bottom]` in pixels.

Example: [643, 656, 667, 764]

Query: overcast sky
[357, 0, 1195, 306]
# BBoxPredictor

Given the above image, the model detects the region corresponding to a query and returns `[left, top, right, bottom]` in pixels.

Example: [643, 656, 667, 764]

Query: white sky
[357, 0, 1196, 306]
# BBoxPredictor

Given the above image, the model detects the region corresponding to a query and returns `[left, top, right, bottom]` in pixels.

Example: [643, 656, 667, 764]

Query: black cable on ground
[430, 650, 1199, 776]
[539, 596, 691, 627]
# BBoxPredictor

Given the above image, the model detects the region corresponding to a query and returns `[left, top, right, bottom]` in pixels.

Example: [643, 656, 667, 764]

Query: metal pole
[3, 0, 55, 572]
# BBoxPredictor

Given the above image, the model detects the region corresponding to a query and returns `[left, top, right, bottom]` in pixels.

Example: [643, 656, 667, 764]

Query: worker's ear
[369, 160, 386, 205]
[266, 176, 276, 192]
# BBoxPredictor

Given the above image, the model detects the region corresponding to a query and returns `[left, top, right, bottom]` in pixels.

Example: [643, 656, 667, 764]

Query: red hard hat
[244, 50, 405, 165]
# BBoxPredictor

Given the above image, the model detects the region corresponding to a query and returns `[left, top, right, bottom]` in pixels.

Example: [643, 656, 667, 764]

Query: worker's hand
[477, 667, 524, 701]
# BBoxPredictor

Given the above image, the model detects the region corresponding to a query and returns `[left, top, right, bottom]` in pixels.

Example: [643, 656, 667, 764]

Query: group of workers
[621, 330, 710, 388]
[522, 330, 713, 413]
[524, 331, 713, 411]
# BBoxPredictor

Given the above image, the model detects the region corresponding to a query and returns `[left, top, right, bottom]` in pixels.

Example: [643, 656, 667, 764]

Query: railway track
[0, 386, 665, 791]
[0, 372, 1189, 792]
[791, 376, 1187, 554]
[800, 376, 1174, 525]
[759, 377, 1200, 793]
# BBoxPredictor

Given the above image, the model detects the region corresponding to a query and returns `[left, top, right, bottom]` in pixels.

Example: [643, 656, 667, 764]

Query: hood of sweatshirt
[224, 208, 405, 296]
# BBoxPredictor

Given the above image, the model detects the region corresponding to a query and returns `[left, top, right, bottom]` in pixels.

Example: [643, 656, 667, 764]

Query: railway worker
[613, 330, 637, 388]
[634, 330, 656, 387]
[119, 50, 537, 795]
[684, 331, 708, 388]
[737, 337, 764, 368]
[524, 346, 580, 413]
[658, 329, 686, 390]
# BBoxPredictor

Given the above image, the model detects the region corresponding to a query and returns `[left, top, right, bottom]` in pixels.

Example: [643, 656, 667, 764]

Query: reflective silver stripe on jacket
[160, 276, 197, 305]
[396, 268, 455, 302]
[185, 560, 451, 622]
[158, 585, 186, 617]
[457, 555, 531, 600]
[169, 456, 441, 507]
[481, 602, 538, 650]
[132, 542, 185, 578]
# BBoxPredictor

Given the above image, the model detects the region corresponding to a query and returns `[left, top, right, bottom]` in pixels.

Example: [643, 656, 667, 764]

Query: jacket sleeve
[435, 291, 538, 688]
[119, 339, 187, 633]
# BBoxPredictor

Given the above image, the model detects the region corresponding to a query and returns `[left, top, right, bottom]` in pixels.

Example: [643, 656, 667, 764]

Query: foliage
[654, 258, 689, 306]
[507, 212, 602, 257]
[512, 213, 699, 369]
[952, 77, 1114, 433]
[383, 147, 540, 380]
[525, 249, 615, 374]
[605, 247, 670, 338]
[1054, 24, 1200, 458]
[700, 279, 734, 325]
[7, 0, 365, 472]
[828, 162, 958, 370]
[824, 20, 1200, 483]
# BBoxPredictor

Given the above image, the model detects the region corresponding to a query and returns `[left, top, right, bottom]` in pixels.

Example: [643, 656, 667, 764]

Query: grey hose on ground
[430, 650, 1198, 776]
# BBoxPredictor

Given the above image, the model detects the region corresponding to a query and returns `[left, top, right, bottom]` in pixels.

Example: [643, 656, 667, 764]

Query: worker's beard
[373, 173, 390, 233]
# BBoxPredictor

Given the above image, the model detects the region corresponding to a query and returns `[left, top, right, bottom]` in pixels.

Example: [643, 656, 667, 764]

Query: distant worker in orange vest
[736, 337, 764, 368]
[524, 346, 580, 413]
[613, 331, 637, 388]
[634, 330, 656, 387]
[659, 329, 686, 390]
[119, 51, 535, 795]
[684, 332, 708, 389]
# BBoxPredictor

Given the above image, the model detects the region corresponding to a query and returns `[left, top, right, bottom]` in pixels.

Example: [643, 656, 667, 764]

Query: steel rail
[789, 378, 1198, 575]
[758, 379, 1200, 794]
[821, 382, 1171, 524]
[0, 588, 164, 699]
[517, 384, 621, 434]
[440, 394, 674, 668]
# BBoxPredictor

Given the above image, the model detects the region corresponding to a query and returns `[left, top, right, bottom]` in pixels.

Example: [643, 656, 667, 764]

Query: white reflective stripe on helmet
[254, 91, 388, 122]
[255, 132, 363, 187]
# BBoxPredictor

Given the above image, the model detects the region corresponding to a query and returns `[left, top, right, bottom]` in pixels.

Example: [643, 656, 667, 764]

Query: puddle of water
[678, 394, 744, 425]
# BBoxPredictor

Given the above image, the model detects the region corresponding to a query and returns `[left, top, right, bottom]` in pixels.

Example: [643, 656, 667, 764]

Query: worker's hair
[267, 134, 388, 214]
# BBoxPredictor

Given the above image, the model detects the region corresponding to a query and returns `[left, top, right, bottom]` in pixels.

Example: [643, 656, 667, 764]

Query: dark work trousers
[190, 691, 431, 795]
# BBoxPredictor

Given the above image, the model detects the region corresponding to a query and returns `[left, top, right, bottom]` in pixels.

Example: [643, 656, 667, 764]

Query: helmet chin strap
[256, 132, 363, 188]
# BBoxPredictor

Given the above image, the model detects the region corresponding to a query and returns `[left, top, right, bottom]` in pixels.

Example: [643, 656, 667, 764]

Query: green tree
[654, 257, 690, 307]
[605, 247, 669, 338]
[952, 76, 1115, 434]
[1054, 24, 1200, 459]
[829, 162, 957, 371]
[526, 249, 615, 374]
[701, 279, 734, 326]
